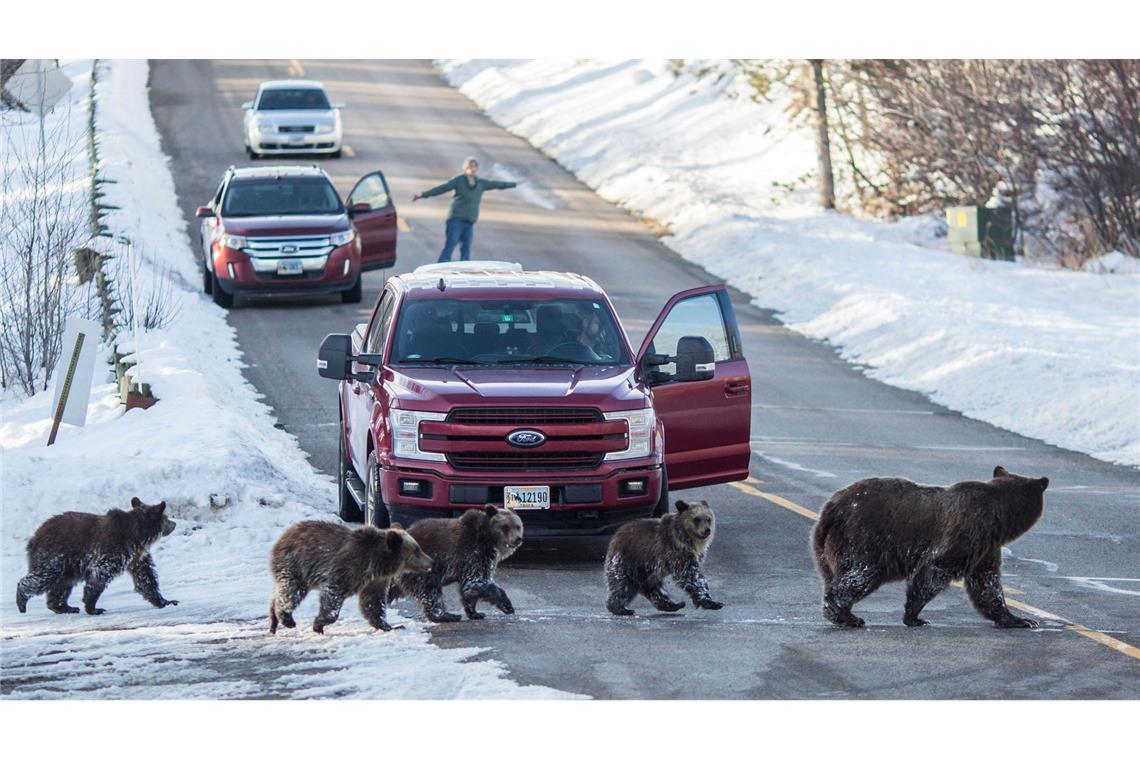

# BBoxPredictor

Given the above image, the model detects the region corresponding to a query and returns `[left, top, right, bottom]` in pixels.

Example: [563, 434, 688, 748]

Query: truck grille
[447, 452, 604, 471]
[446, 407, 602, 426]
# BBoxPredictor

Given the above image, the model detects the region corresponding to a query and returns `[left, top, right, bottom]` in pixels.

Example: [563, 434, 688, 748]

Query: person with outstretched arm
[413, 157, 524, 263]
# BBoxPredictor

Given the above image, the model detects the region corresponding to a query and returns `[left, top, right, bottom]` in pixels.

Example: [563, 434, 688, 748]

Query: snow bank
[0, 61, 573, 699]
[438, 59, 1140, 467]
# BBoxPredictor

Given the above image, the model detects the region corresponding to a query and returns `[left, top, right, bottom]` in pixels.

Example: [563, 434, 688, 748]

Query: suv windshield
[257, 88, 331, 110]
[392, 297, 629, 366]
[222, 177, 344, 217]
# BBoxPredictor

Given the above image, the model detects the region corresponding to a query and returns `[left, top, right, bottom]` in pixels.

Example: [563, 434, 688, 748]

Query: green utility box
[945, 206, 1014, 261]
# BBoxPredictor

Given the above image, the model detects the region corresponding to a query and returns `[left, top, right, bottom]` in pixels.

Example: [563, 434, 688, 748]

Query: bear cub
[16, 497, 178, 615]
[269, 520, 432, 634]
[812, 466, 1049, 628]
[386, 505, 524, 623]
[604, 499, 723, 616]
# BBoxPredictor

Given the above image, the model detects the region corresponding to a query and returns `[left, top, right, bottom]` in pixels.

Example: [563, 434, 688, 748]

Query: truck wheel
[341, 274, 363, 304]
[652, 470, 670, 517]
[202, 264, 213, 295]
[363, 450, 390, 528]
[211, 272, 234, 309]
[337, 431, 363, 523]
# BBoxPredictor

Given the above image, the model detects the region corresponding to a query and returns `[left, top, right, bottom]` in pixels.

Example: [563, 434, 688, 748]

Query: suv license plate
[504, 486, 550, 510]
[276, 260, 303, 275]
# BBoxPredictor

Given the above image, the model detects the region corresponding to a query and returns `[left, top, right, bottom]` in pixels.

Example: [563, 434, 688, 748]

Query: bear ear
[131, 497, 143, 509]
[483, 504, 498, 517]
[993, 466, 1009, 478]
[386, 530, 404, 551]
[1037, 477, 1050, 490]
[674, 500, 690, 513]
[389, 521, 404, 531]
[156, 502, 166, 513]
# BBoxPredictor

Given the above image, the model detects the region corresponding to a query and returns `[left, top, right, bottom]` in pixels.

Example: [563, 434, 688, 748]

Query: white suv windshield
[222, 177, 344, 217]
[257, 88, 330, 110]
[393, 298, 629, 366]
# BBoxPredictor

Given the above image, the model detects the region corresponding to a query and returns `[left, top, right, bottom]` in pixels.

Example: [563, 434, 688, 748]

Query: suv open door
[347, 171, 397, 271]
[637, 284, 751, 490]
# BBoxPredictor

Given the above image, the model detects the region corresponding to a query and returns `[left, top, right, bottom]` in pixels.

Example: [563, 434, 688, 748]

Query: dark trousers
[438, 218, 475, 262]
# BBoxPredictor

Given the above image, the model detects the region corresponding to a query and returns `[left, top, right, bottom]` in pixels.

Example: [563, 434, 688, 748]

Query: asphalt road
[150, 59, 1140, 698]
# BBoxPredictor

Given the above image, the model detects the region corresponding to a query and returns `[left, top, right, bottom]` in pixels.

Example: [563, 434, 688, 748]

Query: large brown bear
[604, 499, 723, 616]
[268, 520, 432, 634]
[16, 498, 178, 615]
[385, 505, 524, 623]
[812, 466, 1049, 628]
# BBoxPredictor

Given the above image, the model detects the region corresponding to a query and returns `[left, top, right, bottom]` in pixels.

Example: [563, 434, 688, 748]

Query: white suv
[243, 80, 343, 159]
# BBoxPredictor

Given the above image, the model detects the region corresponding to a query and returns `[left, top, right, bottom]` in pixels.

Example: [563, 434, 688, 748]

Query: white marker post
[47, 317, 100, 446]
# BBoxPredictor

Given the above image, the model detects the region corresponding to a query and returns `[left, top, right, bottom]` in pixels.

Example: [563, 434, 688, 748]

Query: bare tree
[810, 60, 836, 210]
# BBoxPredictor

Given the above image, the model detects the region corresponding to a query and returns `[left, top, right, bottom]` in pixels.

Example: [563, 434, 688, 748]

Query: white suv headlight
[315, 124, 335, 134]
[604, 408, 656, 461]
[255, 118, 275, 132]
[222, 234, 248, 250]
[329, 229, 356, 247]
[389, 409, 446, 462]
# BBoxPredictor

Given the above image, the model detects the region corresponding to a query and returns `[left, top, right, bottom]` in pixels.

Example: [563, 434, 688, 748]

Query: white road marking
[1065, 578, 1140, 597]
[752, 450, 836, 479]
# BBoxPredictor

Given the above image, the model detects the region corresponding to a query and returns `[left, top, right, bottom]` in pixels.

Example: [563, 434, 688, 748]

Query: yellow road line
[397, 216, 412, 233]
[342, 144, 355, 158]
[287, 59, 305, 77]
[729, 479, 1140, 662]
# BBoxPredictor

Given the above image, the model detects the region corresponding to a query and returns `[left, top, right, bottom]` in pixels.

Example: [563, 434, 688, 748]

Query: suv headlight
[222, 234, 248, 250]
[315, 124, 335, 134]
[329, 229, 356, 247]
[389, 409, 446, 462]
[604, 408, 656, 461]
[255, 118, 275, 132]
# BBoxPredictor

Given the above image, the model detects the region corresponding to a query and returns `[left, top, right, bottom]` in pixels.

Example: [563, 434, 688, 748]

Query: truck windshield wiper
[494, 355, 591, 365]
[399, 356, 489, 365]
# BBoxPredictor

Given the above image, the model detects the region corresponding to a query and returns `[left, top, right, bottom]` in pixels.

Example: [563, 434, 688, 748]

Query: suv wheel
[652, 470, 670, 517]
[329, 149, 342, 159]
[341, 274, 363, 304]
[337, 431, 363, 522]
[363, 450, 390, 528]
[202, 264, 213, 294]
[211, 272, 234, 309]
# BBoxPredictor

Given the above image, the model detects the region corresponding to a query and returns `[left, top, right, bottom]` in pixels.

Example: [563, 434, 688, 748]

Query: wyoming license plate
[504, 485, 550, 510]
[276, 260, 303, 275]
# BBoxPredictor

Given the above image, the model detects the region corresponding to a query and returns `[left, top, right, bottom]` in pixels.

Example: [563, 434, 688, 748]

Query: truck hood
[387, 364, 647, 410]
[221, 214, 350, 237]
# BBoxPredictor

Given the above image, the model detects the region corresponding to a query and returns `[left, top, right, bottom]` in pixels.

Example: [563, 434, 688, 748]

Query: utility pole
[810, 59, 836, 210]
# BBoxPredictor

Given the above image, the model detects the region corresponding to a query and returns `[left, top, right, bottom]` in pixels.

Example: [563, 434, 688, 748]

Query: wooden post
[47, 333, 85, 446]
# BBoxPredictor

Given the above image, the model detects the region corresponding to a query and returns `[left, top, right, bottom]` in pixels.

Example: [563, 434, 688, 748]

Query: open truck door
[637, 284, 751, 490]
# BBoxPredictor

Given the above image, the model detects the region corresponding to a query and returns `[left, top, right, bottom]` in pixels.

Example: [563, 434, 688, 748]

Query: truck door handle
[351, 383, 362, 396]
[724, 381, 750, 398]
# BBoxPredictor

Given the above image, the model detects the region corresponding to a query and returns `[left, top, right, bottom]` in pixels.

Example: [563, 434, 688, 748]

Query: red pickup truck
[317, 262, 752, 535]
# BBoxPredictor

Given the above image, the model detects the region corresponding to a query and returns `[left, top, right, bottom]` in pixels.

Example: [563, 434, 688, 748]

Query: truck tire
[337, 431, 363, 523]
[202, 263, 213, 295]
[652, 470, 670, 517]
[341, 274, 363, 304]
[211, 272, 234, 309]
[363, 450, 390, 528]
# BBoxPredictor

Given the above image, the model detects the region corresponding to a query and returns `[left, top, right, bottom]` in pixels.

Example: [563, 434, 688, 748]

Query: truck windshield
[222, 177, 344, 217]
[392, 298, 629, 366]
[257, 88, 331, 110]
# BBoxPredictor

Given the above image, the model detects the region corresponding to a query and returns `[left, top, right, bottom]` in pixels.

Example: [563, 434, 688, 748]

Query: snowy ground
[0, 60, 572, 699]
[438, 59, 1140, 468]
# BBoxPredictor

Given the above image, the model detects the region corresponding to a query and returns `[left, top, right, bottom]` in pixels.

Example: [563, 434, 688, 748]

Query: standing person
[413, 157, 524, 263]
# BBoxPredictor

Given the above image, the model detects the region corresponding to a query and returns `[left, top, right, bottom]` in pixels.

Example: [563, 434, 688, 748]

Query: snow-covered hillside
[439, 59, 1140, 467]
[0, 61, 573, 699]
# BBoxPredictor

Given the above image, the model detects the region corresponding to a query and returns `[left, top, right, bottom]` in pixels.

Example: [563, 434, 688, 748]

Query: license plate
[276, 260, 303, 275]
[504, 485, 550, 510]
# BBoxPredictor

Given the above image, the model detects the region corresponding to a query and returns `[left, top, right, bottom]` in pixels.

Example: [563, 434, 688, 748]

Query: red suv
[317, 262, 752, 535]
[196, 165, 397, 307]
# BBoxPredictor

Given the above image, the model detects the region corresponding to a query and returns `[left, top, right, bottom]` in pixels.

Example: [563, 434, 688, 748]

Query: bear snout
[162, 518, 176, 536]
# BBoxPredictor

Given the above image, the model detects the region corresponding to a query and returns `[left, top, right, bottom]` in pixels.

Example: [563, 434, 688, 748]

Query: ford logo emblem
[281, 245, 299, 253]
[507, 429, 546, 448]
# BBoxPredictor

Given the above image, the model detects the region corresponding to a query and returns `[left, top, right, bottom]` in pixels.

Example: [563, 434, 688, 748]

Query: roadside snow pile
[439, 59, 1140, 467]
[0, 61, 572, 699]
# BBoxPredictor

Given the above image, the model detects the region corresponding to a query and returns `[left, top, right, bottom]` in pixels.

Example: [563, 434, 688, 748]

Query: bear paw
[608, 607, 635, 616]
[85, 607, 106, 616]
[903, 615, 929, 627]
[158, 598, 179, 608]
[50, 605, 80, 614]
[697, 598, 724, 610]
[997, 616, 1038, 629]
[466, 611, 486, 621]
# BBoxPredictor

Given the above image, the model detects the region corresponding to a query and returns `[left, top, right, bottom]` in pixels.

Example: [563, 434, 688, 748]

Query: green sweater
[420, 175, 517, 223]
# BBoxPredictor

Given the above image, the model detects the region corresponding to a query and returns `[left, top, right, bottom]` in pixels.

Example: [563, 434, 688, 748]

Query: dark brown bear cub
[604, 499, 723, 616]
[812, 466, 1049, 629]
[268, 520, 432, 634]
[385, 505, 524, 623]
[16, 498, 178, 615]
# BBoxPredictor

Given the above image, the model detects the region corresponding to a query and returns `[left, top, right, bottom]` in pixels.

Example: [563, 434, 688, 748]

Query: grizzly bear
[16, 497, 178, 615]
[604, 499, 723, 616]
[812, 466, 1049, 628]
[385, 505, 523, 622]
[268, 520, 432, 634]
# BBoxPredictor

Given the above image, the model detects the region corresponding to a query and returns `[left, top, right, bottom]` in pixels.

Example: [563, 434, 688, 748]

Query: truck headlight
[604, 408, 656, 461]
[389, 409, 446, 462]
[329, 229, 356, 247]
[222, 234, 248, 250]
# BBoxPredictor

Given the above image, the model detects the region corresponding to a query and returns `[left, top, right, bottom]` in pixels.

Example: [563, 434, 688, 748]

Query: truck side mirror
[195, 206, 214, 218]
[674, 336, 715, 382]
[317, 334, 352, 380]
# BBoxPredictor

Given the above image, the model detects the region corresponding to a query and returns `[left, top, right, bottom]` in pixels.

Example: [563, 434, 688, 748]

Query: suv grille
[447, 452, 604, 471]
[278, 125, 315, 133]
[446, 407, 602, 426]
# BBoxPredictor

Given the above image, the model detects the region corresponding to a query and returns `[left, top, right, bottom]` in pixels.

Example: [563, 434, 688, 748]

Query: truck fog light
[619, 478, 648, 497]
[226, 262, 236, 279]
[398, 479, 431, 498]
[343, 259, 351, 276]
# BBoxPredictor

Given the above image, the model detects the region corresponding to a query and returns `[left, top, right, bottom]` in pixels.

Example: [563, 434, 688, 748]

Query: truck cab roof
[394, 261, 605, 299]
